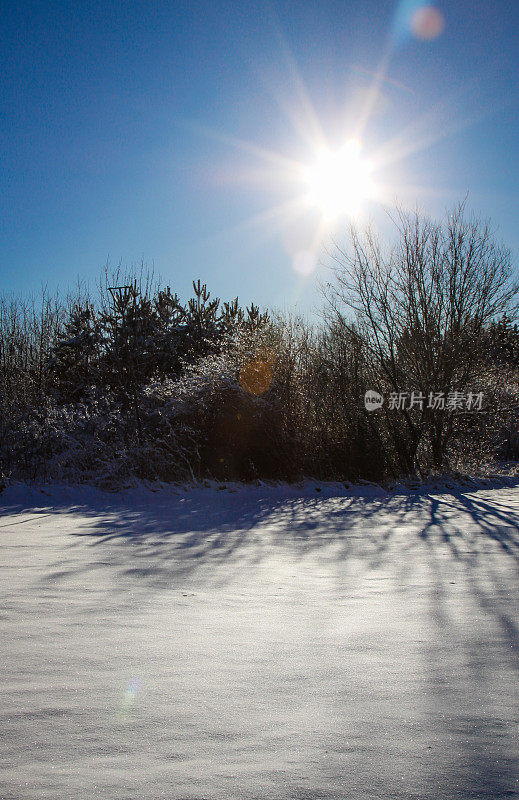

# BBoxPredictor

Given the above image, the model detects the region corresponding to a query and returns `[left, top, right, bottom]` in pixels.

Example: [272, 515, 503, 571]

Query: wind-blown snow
[1, 481, 518, 800]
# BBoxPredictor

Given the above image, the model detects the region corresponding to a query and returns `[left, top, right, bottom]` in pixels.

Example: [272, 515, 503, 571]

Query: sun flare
[303, 139, 375, 221]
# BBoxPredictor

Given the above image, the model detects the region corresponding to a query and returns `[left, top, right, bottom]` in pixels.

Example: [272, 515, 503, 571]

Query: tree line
[1, 203, 518, 486]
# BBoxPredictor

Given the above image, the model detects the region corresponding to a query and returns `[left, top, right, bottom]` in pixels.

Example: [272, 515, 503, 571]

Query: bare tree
[324, 202, 519, 472]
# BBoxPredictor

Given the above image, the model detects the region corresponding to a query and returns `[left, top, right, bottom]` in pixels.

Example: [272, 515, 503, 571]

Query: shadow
[380, 487, 519, 799]
[0, 483, 405, 596]
[1, 480, 517, 593]
[1, 480, 518, 799]
[418, 488, 519, 664]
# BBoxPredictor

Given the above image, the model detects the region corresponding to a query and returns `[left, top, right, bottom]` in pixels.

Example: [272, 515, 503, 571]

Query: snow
[1, 481, 518, 800]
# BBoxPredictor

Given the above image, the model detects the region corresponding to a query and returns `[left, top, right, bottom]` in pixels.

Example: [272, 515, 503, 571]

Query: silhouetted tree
[325, 202, 518, 472]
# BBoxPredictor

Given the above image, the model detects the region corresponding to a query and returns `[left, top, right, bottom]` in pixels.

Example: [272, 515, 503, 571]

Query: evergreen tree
[48, 302, 100, 402]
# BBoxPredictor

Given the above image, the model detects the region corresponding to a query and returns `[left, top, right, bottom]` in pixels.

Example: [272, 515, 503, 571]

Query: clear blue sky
[1, 0, 518, 311]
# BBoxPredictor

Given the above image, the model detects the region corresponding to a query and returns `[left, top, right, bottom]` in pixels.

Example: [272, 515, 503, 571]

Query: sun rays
[179, 2, 504, 280]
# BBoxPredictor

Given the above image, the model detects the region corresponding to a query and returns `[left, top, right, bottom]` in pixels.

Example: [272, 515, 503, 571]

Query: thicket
[1, 204, 518, 487]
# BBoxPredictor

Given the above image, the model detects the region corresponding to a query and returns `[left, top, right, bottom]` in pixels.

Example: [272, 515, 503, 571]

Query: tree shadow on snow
[1, 482, 518, 799]
[0, 480, 517, 594]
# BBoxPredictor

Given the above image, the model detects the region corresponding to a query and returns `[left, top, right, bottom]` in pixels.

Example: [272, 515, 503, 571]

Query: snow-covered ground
[1, 481, 518, 800]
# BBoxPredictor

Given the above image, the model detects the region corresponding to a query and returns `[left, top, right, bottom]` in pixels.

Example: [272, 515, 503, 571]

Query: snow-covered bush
[143, 336, 286, 481]
[0, 237, 517, 487]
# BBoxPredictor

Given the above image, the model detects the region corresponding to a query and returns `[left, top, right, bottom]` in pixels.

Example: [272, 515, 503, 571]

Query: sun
[303, 139, 375, 221]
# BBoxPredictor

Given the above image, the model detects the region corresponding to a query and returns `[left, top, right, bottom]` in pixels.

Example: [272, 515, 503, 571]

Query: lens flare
[239, 359, 273, 395]
[411, 5, 445, 40]
[117, 677, 141, 719]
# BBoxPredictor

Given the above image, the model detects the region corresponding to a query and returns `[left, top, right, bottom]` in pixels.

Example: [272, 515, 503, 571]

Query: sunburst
[180, 4, 499, 279]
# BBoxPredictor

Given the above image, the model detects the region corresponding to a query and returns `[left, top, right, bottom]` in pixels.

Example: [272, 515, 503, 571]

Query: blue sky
[1, 0, 518, 311]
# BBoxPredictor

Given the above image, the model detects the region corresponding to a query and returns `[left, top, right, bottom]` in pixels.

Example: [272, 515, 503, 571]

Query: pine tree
[48, 302, 100, 402]
[183, 280, 222, 361]
[150, 287, 187, 377]
[99, 282, 157, 443]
